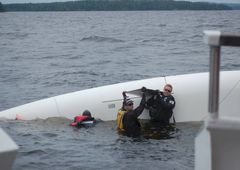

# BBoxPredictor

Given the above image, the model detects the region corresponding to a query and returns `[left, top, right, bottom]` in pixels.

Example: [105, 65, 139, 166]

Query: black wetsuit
[146, 89, 175, 124]
[122, 94, 146, 137]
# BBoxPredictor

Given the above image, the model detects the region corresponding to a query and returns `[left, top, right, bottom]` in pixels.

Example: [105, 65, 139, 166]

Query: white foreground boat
[0, 128, 18, 170]
[195, 31, 240, 170]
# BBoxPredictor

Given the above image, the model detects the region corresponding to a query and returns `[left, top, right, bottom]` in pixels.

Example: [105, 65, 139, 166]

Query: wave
[0, 32, 34, 40]
[80, 35, 124, 43]
[142, 38, 164, 43]
[89, 60, 111, 65]
[223, 63, 240, 69]
[158, 24, 167, 27]
[27, 117, 71, 125]
[190, 34, 202, 38]
[56, 70, 99, 76]
[195, 24, 225, 29]
[21, 149, 47, 156]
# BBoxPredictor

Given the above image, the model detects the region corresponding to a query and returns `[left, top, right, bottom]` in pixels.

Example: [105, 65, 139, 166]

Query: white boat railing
[204, 31, 240, 120]
[195, 31, 240, 170]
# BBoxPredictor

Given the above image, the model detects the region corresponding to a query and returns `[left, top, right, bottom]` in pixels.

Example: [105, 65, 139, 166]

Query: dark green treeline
[0, 2, 5, 12]
[3, 0, 232, 11]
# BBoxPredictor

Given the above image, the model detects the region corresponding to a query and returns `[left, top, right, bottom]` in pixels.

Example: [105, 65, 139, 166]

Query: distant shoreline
[2, 0, 235, 12]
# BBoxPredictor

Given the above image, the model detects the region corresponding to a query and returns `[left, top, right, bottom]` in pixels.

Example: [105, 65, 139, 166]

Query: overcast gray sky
[1, 0, 240, 4]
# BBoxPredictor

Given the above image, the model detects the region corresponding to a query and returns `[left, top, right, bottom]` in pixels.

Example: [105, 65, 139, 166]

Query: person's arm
[121, 91, 127, 109]
[133, 93, 146, 117]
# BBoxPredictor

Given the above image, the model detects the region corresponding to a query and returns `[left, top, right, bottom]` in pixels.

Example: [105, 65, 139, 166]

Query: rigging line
[219, 79, 240, 104]
[164, 76, 167, 84]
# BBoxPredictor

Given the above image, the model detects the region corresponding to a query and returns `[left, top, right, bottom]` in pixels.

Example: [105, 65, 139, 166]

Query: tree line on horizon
[2, 0, 232, 11]
[0, 2, 5, 12]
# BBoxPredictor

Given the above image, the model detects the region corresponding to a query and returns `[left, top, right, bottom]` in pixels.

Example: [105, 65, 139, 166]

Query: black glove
[141, 86, 147, 92]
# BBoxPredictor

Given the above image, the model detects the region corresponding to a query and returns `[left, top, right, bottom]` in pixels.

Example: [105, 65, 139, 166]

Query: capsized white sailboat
[0, 70, 239, 122]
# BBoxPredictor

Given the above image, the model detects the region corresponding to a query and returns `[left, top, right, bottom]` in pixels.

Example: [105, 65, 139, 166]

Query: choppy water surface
[0, 11, 240, 169]
[2, 118, 201, 170]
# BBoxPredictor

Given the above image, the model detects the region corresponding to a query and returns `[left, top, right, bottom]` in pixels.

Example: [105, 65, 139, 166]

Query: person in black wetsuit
[143, 84, 175, 125]
[118, 90, 146, 137]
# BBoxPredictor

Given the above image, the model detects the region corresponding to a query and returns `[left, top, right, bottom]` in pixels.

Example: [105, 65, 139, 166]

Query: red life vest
[71, 116, 89, 126]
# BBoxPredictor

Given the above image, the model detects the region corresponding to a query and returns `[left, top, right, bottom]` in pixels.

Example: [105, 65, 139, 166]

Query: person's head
[124, 98, 134, 111]
[163, 84, 173, 96]
[82, 110, 92, 117]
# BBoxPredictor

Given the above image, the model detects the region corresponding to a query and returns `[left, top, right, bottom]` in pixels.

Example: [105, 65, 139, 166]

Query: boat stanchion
[195, 31, 240, 170]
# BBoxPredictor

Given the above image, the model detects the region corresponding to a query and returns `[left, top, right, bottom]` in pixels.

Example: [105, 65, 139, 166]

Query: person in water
[143, 84, 175, 125]
[117, 90, 146, 137]
[71, 110, 95, 127]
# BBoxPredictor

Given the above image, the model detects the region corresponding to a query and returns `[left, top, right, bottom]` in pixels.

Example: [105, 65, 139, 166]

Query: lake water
[0, 11, 240, 170]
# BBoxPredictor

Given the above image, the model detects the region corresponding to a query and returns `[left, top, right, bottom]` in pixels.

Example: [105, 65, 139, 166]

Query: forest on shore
[1, 0, 233, 11]
[0, 2, 5, 12]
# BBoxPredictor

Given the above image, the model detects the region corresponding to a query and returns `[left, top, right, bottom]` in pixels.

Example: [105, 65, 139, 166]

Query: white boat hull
[0, 71, 240, 122]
